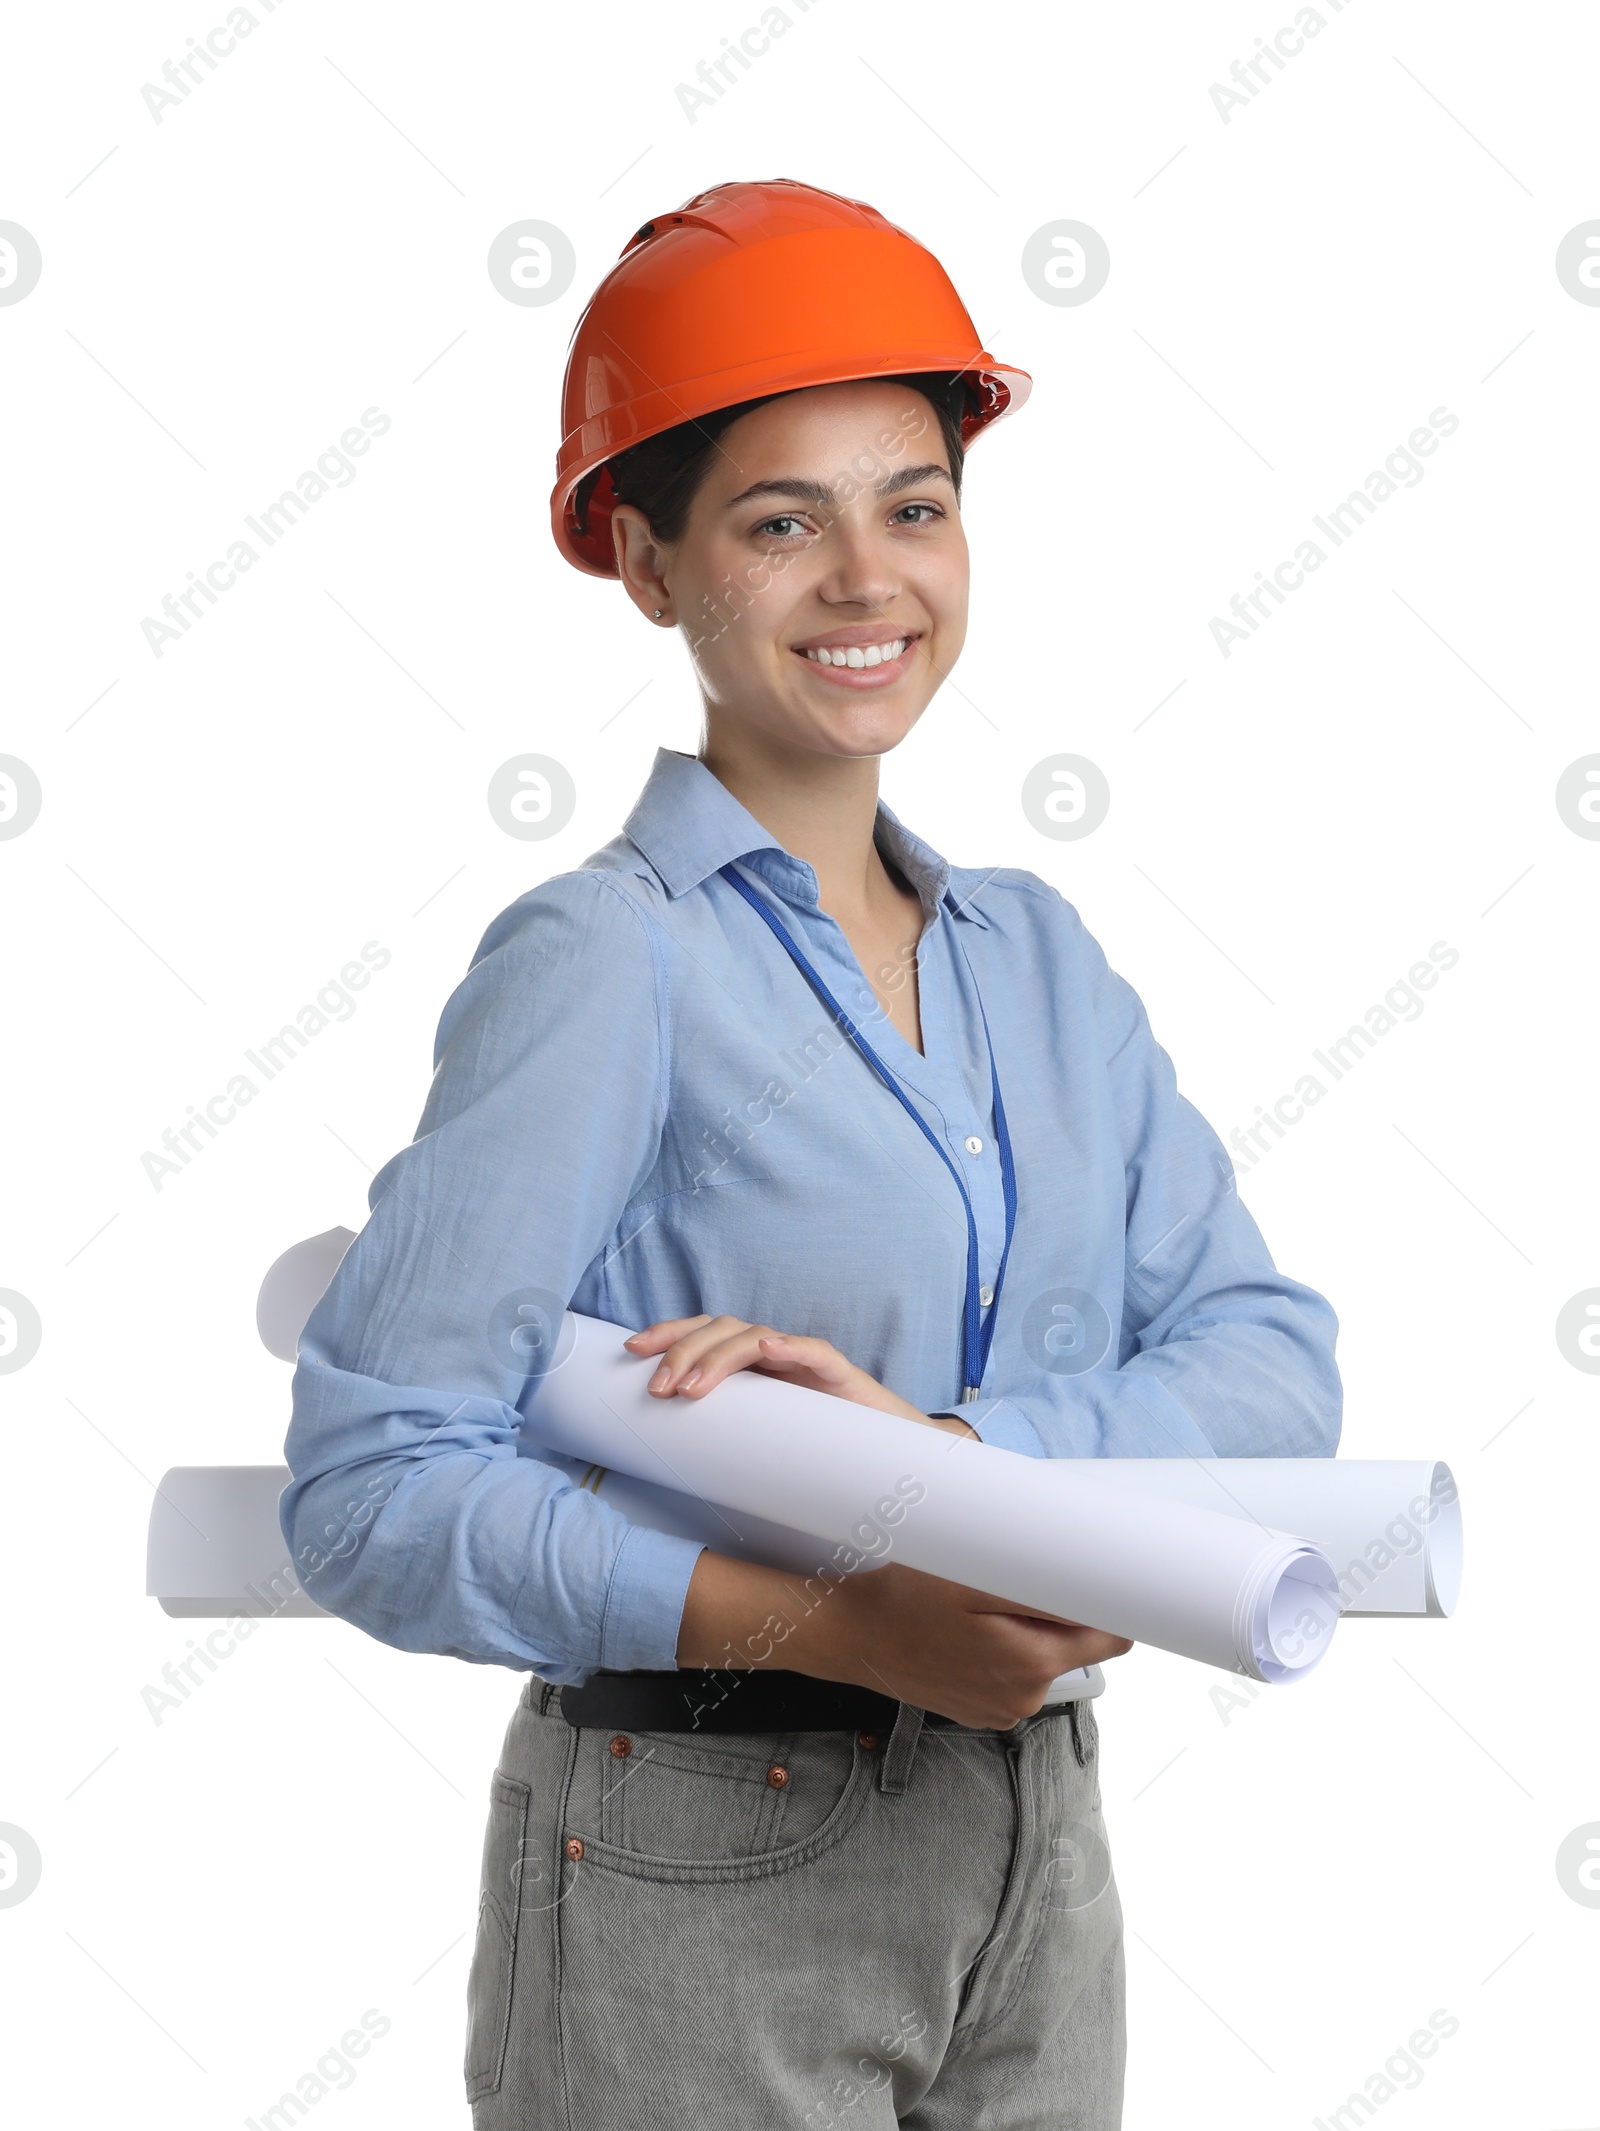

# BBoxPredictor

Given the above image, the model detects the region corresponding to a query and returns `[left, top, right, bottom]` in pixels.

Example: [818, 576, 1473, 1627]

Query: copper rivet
[857, 1732, 879, 1751]
[609, 1734, 632, 1758]
[766, 1764, 789, 1789]
[564, 1836, 585, 1862]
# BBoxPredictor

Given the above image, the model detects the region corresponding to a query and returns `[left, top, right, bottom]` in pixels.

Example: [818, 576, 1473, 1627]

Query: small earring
[653, 608, 664, 620]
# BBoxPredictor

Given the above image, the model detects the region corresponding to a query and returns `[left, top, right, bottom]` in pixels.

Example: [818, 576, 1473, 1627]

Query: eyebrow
[724, 462, 954, 511]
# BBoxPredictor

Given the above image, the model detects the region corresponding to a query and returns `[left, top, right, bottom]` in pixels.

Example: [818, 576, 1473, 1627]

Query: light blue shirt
[280, 747, 1341, 1684]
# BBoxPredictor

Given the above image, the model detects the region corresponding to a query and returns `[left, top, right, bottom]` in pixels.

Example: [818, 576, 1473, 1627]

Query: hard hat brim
[551, 354, 1029, 578]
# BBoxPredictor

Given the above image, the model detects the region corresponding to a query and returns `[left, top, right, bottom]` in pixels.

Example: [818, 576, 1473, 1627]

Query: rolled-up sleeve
[958, 897, 1342, 1463]
[278, 871, 706, 1683]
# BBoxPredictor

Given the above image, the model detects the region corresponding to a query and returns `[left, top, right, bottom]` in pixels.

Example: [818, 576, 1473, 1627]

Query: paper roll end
[1252, 1549, 1341, 1684]
[1423, 1461, 1463, 1617]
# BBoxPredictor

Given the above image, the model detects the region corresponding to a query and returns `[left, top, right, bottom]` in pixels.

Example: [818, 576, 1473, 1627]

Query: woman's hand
[623, 1314, 979, 1439]
[677, 1551, 1135, 1728]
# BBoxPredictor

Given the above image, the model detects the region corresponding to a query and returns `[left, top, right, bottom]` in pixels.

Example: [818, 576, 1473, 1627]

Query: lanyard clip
[961, 1387, 980, 1404]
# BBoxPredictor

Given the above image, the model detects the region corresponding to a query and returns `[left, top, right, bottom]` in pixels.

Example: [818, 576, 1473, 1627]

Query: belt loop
[1067, 1700, 1088, 1769]
[878, 1702, 924, 1794]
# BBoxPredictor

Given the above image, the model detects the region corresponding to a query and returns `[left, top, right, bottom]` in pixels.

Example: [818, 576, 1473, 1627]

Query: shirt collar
[621, 748, 988, 925]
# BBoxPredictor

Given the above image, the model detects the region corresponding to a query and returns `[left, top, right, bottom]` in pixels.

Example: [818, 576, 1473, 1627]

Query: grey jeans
[464, 1676, 1125, 2129]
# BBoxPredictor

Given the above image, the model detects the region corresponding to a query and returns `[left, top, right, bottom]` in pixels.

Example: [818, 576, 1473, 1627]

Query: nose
[813, 509, 902, 617]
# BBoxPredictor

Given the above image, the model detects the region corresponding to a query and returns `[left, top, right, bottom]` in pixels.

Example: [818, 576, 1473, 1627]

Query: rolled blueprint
[150, 1244, 1465, 1694]
[147, 1464, 324, 1618]
[1081, 1460, 1461, 1617]
[258, 1227, 357, 1362]
[568, 1457, 1460, 1649]
[524, 1313, 1341, 1683]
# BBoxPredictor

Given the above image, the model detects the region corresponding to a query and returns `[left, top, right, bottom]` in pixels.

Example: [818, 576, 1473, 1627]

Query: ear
[611, 503, 675, 626]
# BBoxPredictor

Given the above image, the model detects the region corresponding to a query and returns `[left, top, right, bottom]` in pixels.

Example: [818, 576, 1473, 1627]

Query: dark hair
[576, 371, 971, 548]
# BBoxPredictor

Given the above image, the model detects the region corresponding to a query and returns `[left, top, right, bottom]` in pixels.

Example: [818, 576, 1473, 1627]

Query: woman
[281, 179, 1341, 2129]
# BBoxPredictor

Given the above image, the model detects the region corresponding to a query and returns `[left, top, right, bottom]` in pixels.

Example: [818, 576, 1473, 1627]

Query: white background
[3, 1, 1597, 2124]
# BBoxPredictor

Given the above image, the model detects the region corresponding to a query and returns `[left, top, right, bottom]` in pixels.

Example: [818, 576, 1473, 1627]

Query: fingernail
[760, 1334, 787, 1346]
[649, 1364, 669, 1391]
[681, 1367, 702, 1388]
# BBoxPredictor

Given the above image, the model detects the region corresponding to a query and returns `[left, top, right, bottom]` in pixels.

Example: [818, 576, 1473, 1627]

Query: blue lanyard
[718, 862, 1017, 1402]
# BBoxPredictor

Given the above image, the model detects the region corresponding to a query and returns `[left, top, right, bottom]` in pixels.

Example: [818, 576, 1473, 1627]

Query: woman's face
[613, 379, 970, 761]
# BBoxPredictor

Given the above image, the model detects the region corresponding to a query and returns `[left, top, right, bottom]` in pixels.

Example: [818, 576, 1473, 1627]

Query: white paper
[1080, 1459, 1461, 1617]
[256, 1226, 357, 1362]
[146, 1465, 323, 1617]
[524, 1313, 1341, 1683]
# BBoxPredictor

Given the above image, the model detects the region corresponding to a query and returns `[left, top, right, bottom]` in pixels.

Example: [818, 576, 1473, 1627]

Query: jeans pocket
[576, 1726, 870, 1883]
[463, 1771, 531, 2103]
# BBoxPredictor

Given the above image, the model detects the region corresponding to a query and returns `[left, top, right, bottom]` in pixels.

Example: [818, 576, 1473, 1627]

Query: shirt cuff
[597, 1522, 707, 1673]
[933, 1376, 1215, 1460]
[932, 1398, 1047, 1459]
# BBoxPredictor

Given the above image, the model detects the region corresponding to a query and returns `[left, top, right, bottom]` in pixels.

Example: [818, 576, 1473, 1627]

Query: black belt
[556, 1668, 1069, 1735]
[559, 1668, 899, 1734]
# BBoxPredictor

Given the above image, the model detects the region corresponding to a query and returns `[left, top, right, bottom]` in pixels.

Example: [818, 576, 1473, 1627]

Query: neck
[698, 726, 897, 922]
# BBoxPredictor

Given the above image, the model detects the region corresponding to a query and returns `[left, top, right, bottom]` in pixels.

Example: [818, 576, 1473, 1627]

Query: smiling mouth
[795, 635, 914, 670]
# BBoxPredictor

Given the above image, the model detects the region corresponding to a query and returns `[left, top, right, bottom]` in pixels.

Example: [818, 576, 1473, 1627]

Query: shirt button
[979, 1285, 995, 1307]
[766, 1764, 789, 1789]
[964, 1135, 984, 1155]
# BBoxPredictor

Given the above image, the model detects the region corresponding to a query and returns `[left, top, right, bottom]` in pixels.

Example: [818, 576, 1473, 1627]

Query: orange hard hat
[550, 177, 1030, 576]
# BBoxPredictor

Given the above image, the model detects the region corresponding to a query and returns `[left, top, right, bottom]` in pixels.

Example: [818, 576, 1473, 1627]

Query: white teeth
[803, 638, 907, 668]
